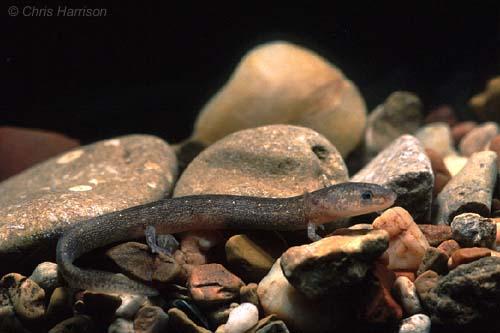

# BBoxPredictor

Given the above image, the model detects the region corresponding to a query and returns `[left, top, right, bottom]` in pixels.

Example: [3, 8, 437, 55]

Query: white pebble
[115, 294, 147, 319]
[392, 276, 422, 315]
[29, 262, 60, 292]
[399, 314, 431, 333]
[224, 303, 259, 333]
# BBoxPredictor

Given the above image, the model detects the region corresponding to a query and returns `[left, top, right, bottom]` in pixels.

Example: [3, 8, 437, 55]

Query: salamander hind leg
[307, 222, 324, 242]
[145, 226, 179, 255]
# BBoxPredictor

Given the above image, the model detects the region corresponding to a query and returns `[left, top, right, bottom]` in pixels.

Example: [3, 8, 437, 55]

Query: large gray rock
[0, 135, 178, 274]
[352, 135, 433, 222]
[451, 213, 497, 249]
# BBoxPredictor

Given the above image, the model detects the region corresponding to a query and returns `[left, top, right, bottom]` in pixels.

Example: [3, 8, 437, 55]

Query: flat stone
[451, 213, 497, 248]
[280, 229, 389, 298]
[459, 122, 498, 156]
[190, 41, 367, 157]
[398, 314, 431, 333]
[352, 135, 433, 222]
[175, 124, 348, 198]
[365, 91, 423, 157]
[167, 307, 211, 333]
[451, 121, 477, 143]
[392, 276, 422, 315]
[418, 224, 452, 247]
[436, 151, 497, 224]
[0, 135, 178, 274]
[133, 306, 169, 333]
[469, 76, 500, 122]
[416, 247, 449, 276]
[416, 123, 454, 158]
[449, 247, 491, 269]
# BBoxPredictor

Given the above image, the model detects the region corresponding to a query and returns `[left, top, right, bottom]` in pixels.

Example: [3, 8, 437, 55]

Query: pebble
[208, 303, 238, 328]
[416, 247, 449, 276]
[280, 229, 389, 298]
[0, 135, 178, 274]
[394, 271, 416, 282]
[365, 91, 422, 157]
[443, 154, 468, 176]
[167, 307, 211, 333]
[416, 122, 454, 158]
[0, 273, 46, 322]
[29, 262, 61, 295]
[424, 148, 452, 196]
[190, 41, 367, 157]
[436, 151, 497, 224]
[115, 294, 147, 319]
[46, 287, 74, 325]
[0, 126, 79, 182]
[255, 320, 290, 333]
[133, 306, 169, 333]
[451, 121, 477, 143]
[436, 239, 461, 257]
[398, 314, 431, 333]
[352, 135, 434, 222]
[418, 224, 452, 247]
[239, 283, 260, 307]
[48, 315, 96, 333]
[372, 207, 430, 271]
[459, 122, 498, 156]
[188, 264, 244, 307]
[224, 303, 259, 333]
[468, 76, 500, 122]
[392, 276, 422, 315]
[413, 270, 439, 304]
[176, 232, 221, 275]
[108, 318, 134, 333]
[449, 247, 491, 269]
[82, 292, 122, 324]
[169, 299, 209, 328]
[451, 213, 497, 248]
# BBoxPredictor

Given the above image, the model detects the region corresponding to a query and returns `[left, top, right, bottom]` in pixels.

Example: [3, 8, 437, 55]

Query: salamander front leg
[307, 222, 324, 242]
[145, 225, 179, 255]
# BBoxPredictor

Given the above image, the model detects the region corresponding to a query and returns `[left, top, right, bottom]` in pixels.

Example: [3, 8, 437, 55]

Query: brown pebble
[424, 149, 452, 196]
[134, 305, 169, 333]
[393, 271, 416, 282]
[488, 135, 500, 168]
[459, 122, 498, 157]
[0, 273, 46, 322]
[451, 121, 477, 143]
[424, 105, 457, 126]
[240, 283, 260, 308]
[414, 270, 439, 301]
[449, 247, 491, 269]
[437, 239, 461, 257]
[167, 307, 211, 333]
[416, 247, 449, 276]
[418, 224, 452, 247]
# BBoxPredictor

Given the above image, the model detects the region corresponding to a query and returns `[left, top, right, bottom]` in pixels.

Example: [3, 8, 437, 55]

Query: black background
[3, 3, 500, 145]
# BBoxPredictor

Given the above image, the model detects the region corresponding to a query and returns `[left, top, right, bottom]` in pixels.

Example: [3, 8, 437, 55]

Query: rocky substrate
[2, 41, 500, 333]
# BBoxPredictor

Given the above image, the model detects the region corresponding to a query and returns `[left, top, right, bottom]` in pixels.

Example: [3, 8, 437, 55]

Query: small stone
[188, 264, 244, 307]
[469, 76, 500, 122]
[48, 315, 96, 333]
[365, 91, 423, 157]
[115, 294, 147, 319]
[169, 299, 209, 329]
[451, 213, 497, 248]
[451, 121, 477, 143]
[46, 287, 74, 325]
[0, 309, 28, 333]
[424, 105, 457, 126]
[207, 303, 238, 328]
[449, 247, 491, 269]
[414, 270, 439, 302]
[133, 306, 169, 333]
[443, 154, 468, 176]
[28, 262, 61, 295]
[191, 41, 367, 157]
[392, 276, 422, 315]
[0, 273, 45, 322]
[372, 207, 430, 271]
[418, 224, 452, 247]
[416, 123, 454, 158]
[255, 320, 290, 333]
[108, 318, 134, 333]
[352, 135, 433, 222]
[398, 314, 431, 333]
[393, 271, 415, 282]
[436, 151, 497, 224]
[81, 291, 122, 324]
[176, 232, 220, 275]
[280, 229, 389, 298]
[487, 135, 500, 166]
[436, 239, 461, 257]
[459, 122, 499, 157]
[416, 247, 449, 276]
[239, 283, 259, 307]
[424, 149, 452, 196]
[224, 303, 259, 333]
[167, 307, 211, 333]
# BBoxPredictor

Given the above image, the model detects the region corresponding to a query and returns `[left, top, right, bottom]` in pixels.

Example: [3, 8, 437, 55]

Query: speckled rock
[352, 135, 433, 222]
[451, 121, 477, 143]
[451, 213, 496, 249]
[398, 314, 431, 333]
[224, 303, 259, 333]
[469, 76, 500, 122]
[365, 91, 423, 157]
[392, 276, 422, 315]
[0, 135, 178, 273]
[190, 41, 367, 157]
[280, 229, 389, 298]
[48, 315, 96, 333]
[167, 307, 211, 333]
[133, 306, 169, 333]
[416, 123, 454, 158]
[175, 125, 348, 198]
[29, 262, 61, 295]
[436, 151, 497, 225]
[418, 224, 452, 247]
[459, 122, 498, 157]
[416, 247, 449, 276]
[0, 273, 45, 322]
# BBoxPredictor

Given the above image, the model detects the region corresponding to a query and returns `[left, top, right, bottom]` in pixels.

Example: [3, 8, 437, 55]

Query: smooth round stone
[176, 125, 347, 198]
[191, 41, 367, 157]
[29, 262, 60, 294]
[459, 122, 498, 156]
[469, 76, 500, 122]
[115, 294, 147, 319]
[451, 213, 496, 249]
[392, 276, 422, 315]
[416, 122, 454, 158]
[398, 314, 431, 333]
[46, 287, 74, 325]
[449, 247, 491, 269]
[224, 303, 259, 333]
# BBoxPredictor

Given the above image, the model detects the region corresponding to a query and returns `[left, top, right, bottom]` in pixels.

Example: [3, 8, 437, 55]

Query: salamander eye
[361, 191, 373, 201]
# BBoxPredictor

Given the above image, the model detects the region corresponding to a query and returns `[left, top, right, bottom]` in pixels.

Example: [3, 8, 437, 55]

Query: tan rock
[133, 306, 169, 333]
[449, 247, 491, 269]
[0, 273, 45, 322]
[392, 276, 422, 316]
[443, 154, 468, 176]
[451, 121, 477, 143]
[459, 122, 498, 157]
[418, 224, 452, 247]
[436, 239, 461, 257]
[416, 123, 454, 158]
[167, 308, 211, 333]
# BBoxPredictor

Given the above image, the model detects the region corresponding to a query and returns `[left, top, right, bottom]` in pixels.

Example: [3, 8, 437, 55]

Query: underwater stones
[175, 125, 348, 198]
[0, 135, 178, 273]
[0, 273, 45, 322]
[392, 276, 422, 316]
[352, 135, 433, 222]
[451, 213, 497, 249]
[416, 123, 454, 158]
[469, 76, 500, 122]
[29, 262, 60, 295]
[416, 247, 449, 276]
[223, 303, 259, 333]
[436, 151, 497, 225]
[398, 314, 431, 333]
[449, 247, 491, 269]
[190, 41, 367, 157]
[133, 306, 169, 333]
[365, 91, 423, 157]
[418, 224, 452, 247]
[424, 149, 452, 196]
[48, 315, 96, 333]
[451, 121, 477, 143]
[167, 307, 211, 333]
[459, 122, 498, 157]
[280, 229, 389, 298]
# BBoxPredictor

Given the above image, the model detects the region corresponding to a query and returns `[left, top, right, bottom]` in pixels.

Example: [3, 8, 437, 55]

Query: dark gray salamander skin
[57, 182, 396, 295]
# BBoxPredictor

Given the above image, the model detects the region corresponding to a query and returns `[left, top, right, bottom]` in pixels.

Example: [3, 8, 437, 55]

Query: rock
[416, 247, 449, 276]
[48, 315, 96, 333]
[175, 125, 348, 198]
[443, 154, 468, 177]
[372, 207, 430, 271]
[225, 235, 276, 283]
[108, 318, 134, 333]
[416, 123, 454, 158]
[29, 262, 61, 295]
[398, 314, 431, 333]
[167, 307, 211, 333]
[245, 315, 281, 333]
[46, 287, 74, 325]
[365, 91, 423, 157]
[352, 135, 433, 222]
[418, 224, 452, 247]
[190, 41, 367, 157]
[459, 122, 498, 157]
[81, 291, 122, 324]
[0, 273, 45, 322]
[169, 299, 210, 329]
[424, 149, 452, 196]
[418, 256, 500, 327]
[208, 303, 238, 328]
[280, 229, 389, 298]
[0, 135, 178, 274]
[115, 294, 147, 319]
[414, 270, 439, 303]
[0, 126, 80, 182]
[449, 247, 491, 269]
[437, 239, 461, 257]
[425, 105, 457, 125]
[392, 276, 422, 315]
[394, 271, 415, 282]
[451, 121, 477, 143]
[176, 231, 222, 276]
[469, 76, 500, 122]
[133, 306, 169, 333]
[255, 320, 290, 333]
[239, 283, 259, 307]
[188, 264, 244, 307]
[257, 259, 336, 333]
[106, 242, 182, 285]
[451, 213, 497, 248]
[436, 151, 497, 224]
[224, 303, 259, 333]
[488, 134, 500, 159]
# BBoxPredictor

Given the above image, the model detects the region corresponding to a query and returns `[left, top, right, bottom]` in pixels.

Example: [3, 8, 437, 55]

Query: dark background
[3, 3, 500, 145]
